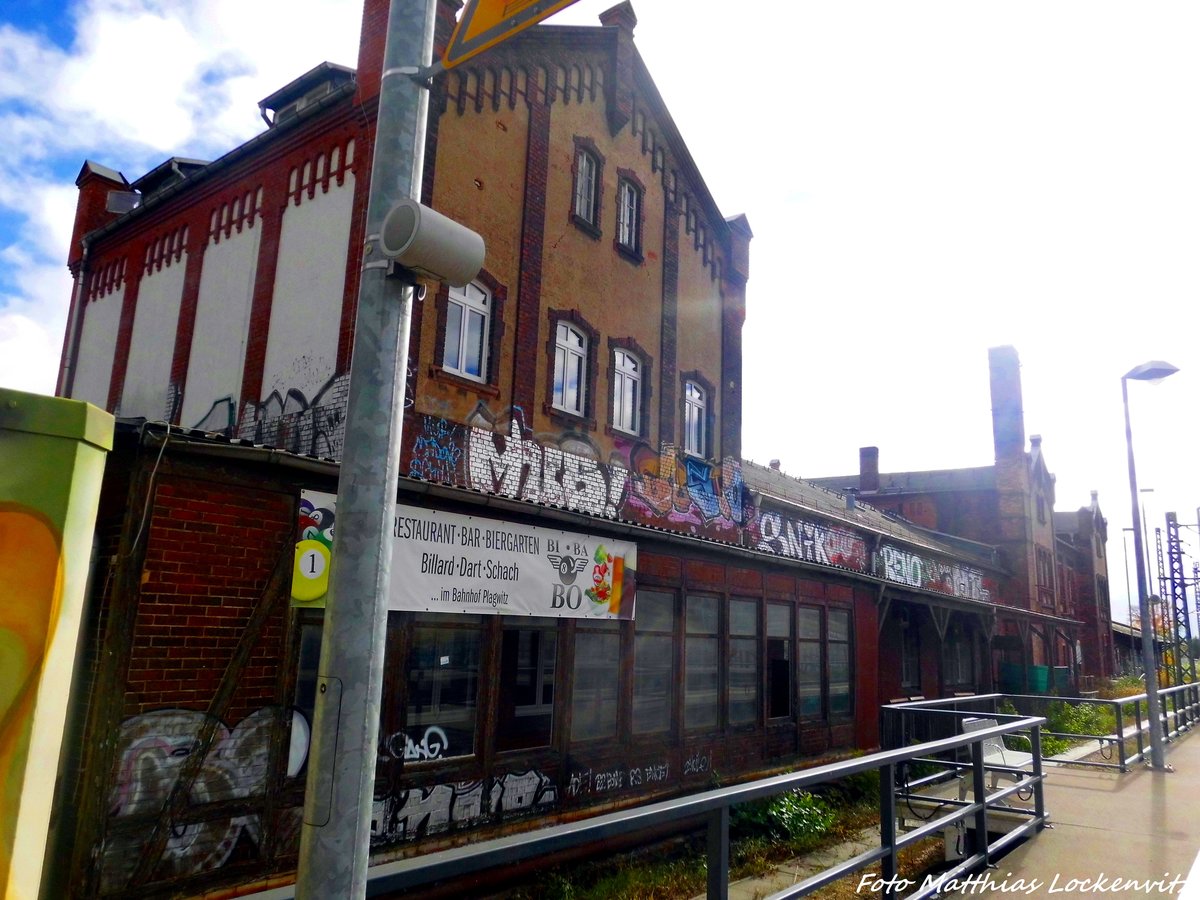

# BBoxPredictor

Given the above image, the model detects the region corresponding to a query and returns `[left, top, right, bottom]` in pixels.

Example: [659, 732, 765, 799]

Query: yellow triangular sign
[442, 0, 582, 70]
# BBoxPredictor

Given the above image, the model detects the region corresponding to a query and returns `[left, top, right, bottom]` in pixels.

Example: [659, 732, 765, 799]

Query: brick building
[51, 3, 1094, 898]
[808, 345, 1110, 687]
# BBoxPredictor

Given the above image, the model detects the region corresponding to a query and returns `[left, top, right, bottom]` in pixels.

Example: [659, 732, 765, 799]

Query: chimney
[356, 0, 462, 107]
[989, 345, 1026, 462]
[598, 2, 636, 134]
[845, 488, 858, 511]
[769, 459, 781, 471]
[859, 446, 879, 492]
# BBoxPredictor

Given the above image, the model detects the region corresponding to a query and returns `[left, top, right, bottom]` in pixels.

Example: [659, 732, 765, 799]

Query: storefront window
[571, 620, 620, 741]
[797, 606, 822, 718]
[729, 598, 759, 725]
[829, 608, 852, 717]
[767, 603, 792, 719]
[405, 615, 482, 761]
[633, 590, 675, 734]
[497, 620, 557, 751]
[685, 594, 720, 730]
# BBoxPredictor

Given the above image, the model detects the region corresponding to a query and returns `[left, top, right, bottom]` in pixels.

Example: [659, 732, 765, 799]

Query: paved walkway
[951, 728, 1200, 898]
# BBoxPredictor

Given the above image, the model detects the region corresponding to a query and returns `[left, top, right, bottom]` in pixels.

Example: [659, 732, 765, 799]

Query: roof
[130, 158, 211, 196]
[806, 465, 997, 495]
[742, 460, 1001, 570]
[75, 160, 127, 187]
[258, 61, 356, 113]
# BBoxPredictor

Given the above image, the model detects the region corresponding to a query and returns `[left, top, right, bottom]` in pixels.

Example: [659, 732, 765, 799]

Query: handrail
[240, 716, 1048, 899]
[883, 685, 1200, 776]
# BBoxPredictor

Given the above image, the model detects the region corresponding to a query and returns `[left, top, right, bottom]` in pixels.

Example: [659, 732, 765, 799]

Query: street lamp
[1122, 359, 1178, 770]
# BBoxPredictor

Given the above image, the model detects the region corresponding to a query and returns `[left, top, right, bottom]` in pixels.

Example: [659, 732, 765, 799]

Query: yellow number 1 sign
[442, 0, 582, 70]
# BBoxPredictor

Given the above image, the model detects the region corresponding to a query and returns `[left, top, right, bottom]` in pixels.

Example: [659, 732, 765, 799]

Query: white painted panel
[261, 176, 354, 409]
[71, 287, 123, 409]
[121, 257, 187, 420]
[180, 225, 261, 431]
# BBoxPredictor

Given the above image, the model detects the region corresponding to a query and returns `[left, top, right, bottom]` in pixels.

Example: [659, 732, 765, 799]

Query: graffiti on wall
[466, 414, 628, 519]
[383, 726, 451, 762]
[405, 407, 747, 541]
[567, 759, 674, 799]
[751, 510, 869, 572]
[0, 505, 64, 890]
[102, 707, 309, 891]
[877, 544, 994, 602]
[371, 770, 556, 842]
[236, 372, 350, 458]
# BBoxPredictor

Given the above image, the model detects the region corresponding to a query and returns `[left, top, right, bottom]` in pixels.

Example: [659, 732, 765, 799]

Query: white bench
[957, 717, 1034, 799]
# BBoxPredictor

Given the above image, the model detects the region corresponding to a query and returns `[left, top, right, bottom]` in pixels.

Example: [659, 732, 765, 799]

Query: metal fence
[244, 715, 1047, 900]
[881, 686, 1200, 775]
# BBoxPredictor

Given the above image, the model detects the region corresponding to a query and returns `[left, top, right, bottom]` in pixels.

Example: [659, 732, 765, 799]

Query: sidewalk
[950, 727, 1200, 898]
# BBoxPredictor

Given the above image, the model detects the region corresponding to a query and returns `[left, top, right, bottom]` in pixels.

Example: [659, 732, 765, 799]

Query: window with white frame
[612, 349, 641, 434]
[553, 322, 588, 415]
[684, 380, 707, 457]
[574, 148, 599, 228]
[617, 178, 641, 253]
[443, 282, 490, 381]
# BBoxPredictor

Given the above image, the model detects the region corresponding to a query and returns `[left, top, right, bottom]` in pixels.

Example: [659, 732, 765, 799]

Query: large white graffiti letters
[755, 512, 868, 571]
[467, 416, 627, 518]
[372, 770, 556, 842]
[103, 707, 310, 891]
[878, 544, 992, 602]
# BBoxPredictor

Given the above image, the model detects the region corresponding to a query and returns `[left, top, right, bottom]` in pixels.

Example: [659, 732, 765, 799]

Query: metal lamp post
[1122, 359, 1179, 770]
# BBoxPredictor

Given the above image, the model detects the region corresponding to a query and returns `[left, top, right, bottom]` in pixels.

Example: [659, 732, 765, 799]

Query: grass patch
[502, 769, 931, 900]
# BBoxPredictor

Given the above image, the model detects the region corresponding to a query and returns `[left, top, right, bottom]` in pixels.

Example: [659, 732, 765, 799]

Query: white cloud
[0, 0, 361, 397]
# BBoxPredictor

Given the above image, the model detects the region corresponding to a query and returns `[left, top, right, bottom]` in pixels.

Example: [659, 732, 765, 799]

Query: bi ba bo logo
[547, 553, 588, 585]
[547, 543, 625, 615]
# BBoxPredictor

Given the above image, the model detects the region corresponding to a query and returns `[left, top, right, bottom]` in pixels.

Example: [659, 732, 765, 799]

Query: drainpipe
[57, 240, 90, 398]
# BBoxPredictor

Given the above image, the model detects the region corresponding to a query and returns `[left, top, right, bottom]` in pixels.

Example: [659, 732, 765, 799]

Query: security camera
[378, 199, 485, 287]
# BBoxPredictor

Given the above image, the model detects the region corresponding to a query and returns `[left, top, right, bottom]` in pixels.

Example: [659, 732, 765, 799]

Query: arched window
[553, 322, 588, 415]
[612, 349, 641, 434]
[573, 148, 599, 227]
[442, 281, 490, 381]
[684, 379, 707, 457]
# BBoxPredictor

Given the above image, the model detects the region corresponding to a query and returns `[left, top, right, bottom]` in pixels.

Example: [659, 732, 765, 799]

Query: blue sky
[2, 0, 1199, 622]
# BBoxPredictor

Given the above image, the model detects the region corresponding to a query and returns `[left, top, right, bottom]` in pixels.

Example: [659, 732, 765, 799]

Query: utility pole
[296, 1, 436, 896]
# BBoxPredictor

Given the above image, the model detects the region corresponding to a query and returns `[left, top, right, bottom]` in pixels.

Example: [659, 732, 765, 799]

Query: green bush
[732, 789, 835, 842]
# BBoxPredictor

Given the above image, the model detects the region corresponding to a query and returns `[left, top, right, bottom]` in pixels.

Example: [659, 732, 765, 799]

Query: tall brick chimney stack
[859, 446, 879, 492]
[989, 345, 1026, 463]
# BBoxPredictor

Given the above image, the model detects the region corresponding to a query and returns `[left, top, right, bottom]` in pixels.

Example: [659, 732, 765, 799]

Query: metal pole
[1123, 375, 1167, 769]
[296, 1, 436, 896]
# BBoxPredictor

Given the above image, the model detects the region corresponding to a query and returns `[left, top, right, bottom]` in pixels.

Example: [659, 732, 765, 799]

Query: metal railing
[244, 716, 1048, 900]
[881, 685, 1200, 776]
[1114, 682, 1200, 768]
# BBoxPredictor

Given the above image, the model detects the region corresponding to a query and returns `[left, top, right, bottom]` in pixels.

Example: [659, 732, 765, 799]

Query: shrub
[732, 789, 835, 842]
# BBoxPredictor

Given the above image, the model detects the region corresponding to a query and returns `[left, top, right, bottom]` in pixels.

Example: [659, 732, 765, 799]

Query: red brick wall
[129, 473, 294, 715]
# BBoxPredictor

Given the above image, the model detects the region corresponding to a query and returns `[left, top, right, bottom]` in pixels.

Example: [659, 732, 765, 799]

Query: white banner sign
[391, 505, 637, 619]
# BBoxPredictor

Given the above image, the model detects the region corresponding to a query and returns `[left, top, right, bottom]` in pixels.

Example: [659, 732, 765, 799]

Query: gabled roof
[75, 160, 127, 187]
[806, 465, 997, 495]
[743, 460, 1001, 570]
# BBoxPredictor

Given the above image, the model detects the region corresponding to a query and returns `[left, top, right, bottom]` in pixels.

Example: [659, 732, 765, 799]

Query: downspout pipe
[57, 239, 90, 398]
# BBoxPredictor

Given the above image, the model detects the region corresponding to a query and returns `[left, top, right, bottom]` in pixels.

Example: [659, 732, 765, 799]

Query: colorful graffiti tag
[102, 707, 309, 892]
[751, 510, 869, 571]
[402, 409, 1005, 595]
[405, 408, 747, 542]
[878, 544, 994, 602]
